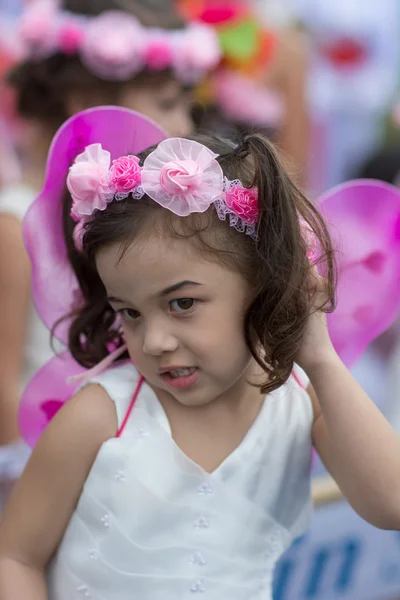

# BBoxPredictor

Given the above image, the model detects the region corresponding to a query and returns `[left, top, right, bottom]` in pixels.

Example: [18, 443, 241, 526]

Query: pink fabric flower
[141, 138, 224, 216]
[80, 11, 145, 81]
[109, 155, 142, 193]
[67, 144, 111, 220]
[224, 183, 258, 225]
[160, 160, 203, 195]
[144, 37, 173, 70]
[58, 21, 85, 55]
[19, 0, 58, 58]
[173, 24, 221, 82]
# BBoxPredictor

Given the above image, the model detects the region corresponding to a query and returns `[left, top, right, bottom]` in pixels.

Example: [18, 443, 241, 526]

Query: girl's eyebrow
[159, 280, 202, 296]
[107, 295, 126, 304]
[107, 281, 202, 304]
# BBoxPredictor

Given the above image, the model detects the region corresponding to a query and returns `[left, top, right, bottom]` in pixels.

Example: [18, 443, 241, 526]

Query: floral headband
[68, 138, 259, 248]
[17, 0, 221, 83]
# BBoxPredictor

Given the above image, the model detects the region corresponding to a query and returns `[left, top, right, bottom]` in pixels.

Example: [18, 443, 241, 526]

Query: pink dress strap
[116, 375, 145, 438]
[292, 369, 305, 389]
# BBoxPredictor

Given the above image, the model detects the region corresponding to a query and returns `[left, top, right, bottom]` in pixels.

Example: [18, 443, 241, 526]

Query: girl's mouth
[160, 367, 199, 390]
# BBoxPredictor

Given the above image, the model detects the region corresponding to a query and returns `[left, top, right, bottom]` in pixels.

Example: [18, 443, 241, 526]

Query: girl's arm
[298, 274, 400, 529]
[308, 357, 400, 529]
[0, 384, 117, 599]
[0, 215, 31, 444]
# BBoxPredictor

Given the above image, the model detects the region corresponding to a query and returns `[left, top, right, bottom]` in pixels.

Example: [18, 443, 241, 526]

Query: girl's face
[119, 77, 194, 137]
[96, 232, 255, 408]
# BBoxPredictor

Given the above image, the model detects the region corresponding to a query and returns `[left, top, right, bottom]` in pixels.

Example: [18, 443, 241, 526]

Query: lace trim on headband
[214, 198, 257, 239]
[214, 198, 257, 240]
[114, 186, 145, 202]
[216, 178, 258, 239]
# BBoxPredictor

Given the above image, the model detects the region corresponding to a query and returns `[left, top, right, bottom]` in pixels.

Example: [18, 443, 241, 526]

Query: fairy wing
[19, 106, 167, 447]
[320, 179, 400, 367]
[18, 351, 85, 448]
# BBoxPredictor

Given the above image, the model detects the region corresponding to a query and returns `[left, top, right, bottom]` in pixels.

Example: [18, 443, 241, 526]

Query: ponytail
[224, 132, 336, 392]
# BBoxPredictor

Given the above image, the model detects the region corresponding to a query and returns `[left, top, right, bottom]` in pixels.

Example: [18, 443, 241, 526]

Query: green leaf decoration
[218, 19, 259, 61]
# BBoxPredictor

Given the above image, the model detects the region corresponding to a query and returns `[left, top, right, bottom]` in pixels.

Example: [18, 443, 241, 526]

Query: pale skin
[259, 29, 310, 185]
[0, 215, 31, 445]
[0, 77, 193, 448]
[1, 234, 400, 599]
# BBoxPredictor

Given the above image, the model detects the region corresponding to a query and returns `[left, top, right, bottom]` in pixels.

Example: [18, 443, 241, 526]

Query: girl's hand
[295, 267, 337, 373]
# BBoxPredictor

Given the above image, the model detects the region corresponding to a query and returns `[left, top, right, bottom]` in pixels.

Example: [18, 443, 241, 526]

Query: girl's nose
[142, 325, 179, 356]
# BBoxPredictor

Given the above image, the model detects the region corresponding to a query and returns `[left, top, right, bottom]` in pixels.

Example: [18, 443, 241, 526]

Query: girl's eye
[119, 308, 140, 320]
[169, 298, 196, 313]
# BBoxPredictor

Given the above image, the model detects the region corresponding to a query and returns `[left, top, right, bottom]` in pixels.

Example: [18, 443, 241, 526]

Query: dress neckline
[135, 379, 274, 477]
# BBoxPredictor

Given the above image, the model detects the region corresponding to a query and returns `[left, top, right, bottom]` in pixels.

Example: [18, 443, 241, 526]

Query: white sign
[274, 501, 400, 600]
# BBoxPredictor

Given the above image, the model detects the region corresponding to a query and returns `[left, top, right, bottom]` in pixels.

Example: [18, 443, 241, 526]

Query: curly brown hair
[7, 0, 186, 130]
[61, 132, 336, 395]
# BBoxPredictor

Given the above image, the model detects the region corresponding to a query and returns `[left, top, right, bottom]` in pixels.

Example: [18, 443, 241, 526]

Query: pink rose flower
[144, 38, 173, 70]
[160, 159, 203, 195]
[109, 156, 142, 193]
[58, 21, 85, 55]
[67, 144, 111, 220]
[225, 184, 258, 225]
[141, 138, 223, 217]
[80, 12, 145, 81]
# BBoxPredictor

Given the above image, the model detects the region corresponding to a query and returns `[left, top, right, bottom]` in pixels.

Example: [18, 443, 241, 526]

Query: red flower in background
[176, 0, 246, 25]
[321, 37, 367, 68]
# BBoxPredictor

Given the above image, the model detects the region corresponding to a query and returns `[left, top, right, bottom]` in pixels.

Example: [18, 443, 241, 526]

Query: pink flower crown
[17, 0, 221, 83]
[67, 138, 259, 248]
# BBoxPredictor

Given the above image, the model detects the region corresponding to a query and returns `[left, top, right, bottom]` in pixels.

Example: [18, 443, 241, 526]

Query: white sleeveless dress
[48, 363, 313, 600]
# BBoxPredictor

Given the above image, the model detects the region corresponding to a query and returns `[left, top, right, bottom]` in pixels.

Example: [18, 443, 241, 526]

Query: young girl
[1, 107, 400, 600]
[0, 0, 219, 501]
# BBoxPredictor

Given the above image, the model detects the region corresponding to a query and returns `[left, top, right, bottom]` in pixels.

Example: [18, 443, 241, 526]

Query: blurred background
[1, 1, 400, 598]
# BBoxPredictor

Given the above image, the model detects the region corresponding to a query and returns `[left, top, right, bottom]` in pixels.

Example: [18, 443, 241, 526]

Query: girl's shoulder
[266, 365, 313, 425]
[78, 361, 142, 429]
[0, 384, 118, 572]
